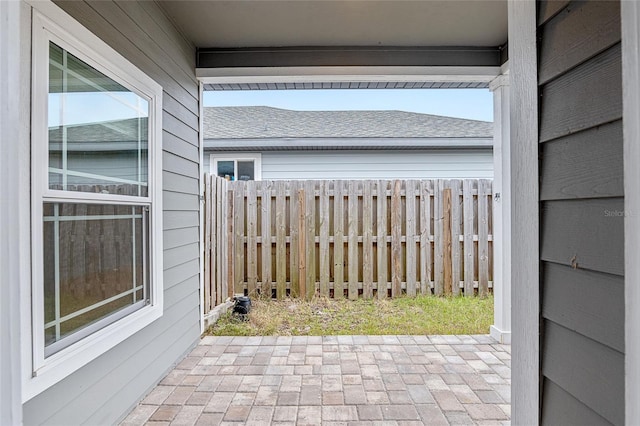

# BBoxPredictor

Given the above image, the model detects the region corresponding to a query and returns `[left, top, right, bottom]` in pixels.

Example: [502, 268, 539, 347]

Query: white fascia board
[196, 66, 501, 85]
[204, 137, 493, 151]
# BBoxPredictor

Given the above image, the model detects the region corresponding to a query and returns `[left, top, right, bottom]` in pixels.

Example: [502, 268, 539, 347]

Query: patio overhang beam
[197, 46, 503, 69]
[196, 46, 503, 90]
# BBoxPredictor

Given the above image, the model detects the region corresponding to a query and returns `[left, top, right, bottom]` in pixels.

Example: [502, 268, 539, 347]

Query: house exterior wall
[205, 149, 493, 180]
[22, 1, 202, 424]
[537, 1, 624, 424]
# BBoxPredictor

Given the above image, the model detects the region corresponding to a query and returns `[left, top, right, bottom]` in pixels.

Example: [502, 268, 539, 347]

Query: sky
[204, 88, 493, 122]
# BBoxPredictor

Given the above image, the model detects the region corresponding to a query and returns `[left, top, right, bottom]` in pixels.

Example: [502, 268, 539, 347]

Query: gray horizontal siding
[537, 1, 624, 424]
[24, 1, 201, 425]
[539, 120, 623, 200]
[541, 378, 612, 426]
[540, 198, 624, 276]
[205, 149, 493, 180]
[542, 320, 624, 425]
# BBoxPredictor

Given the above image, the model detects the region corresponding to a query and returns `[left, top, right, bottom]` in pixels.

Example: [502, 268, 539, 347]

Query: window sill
[22, 303, 162, 402]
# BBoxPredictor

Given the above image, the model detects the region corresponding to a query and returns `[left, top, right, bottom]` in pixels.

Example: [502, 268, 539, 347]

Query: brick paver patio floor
[121, 335, 511, 425]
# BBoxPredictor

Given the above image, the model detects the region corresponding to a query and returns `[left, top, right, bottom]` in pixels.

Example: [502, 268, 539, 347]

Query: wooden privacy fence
[203, 176, 493, 312]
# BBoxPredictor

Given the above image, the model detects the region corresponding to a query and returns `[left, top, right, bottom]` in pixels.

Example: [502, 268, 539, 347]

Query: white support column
[0, 0, 25, 423]
[622, 2, 640, 424]
[508, 0, 540, 424]
[489, 72, 511, 345]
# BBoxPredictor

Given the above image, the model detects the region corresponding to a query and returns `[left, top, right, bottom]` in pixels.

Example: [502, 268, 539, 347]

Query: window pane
[217, 160, 235, 180]
[237, 161, 255, 181]
[48, 42, 149, 197]
[43, 202, 149, 354]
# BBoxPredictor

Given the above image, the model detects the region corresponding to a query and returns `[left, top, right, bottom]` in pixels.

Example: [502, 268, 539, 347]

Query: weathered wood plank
[233, 182, 245, 295]
[289, 180, 300, 298]
[305, 180, 316, 300]
[348, 180, 359, 300]
[450, 180, 462, 296]
[419, 180, 431, 294]
[538, 0, 620, 85]
[443, 187, 452, 296]
[319, 180, 330, 297]
[542, 319, 624, 425]
[261, 180, 272, 296]
[542, 262, 624, 353]
[362, 180, 373, 299]
[377, 180, 388, 298]
[391, 180, 403, 297]
[434, 180, 444, 295]
[227, 190, 234, 298]
[541, 198, 624, 276]
[333, 180, 345, 298]
[275, 181, 287, 299]
[216, 178, 224, 304]
[539, 43, 622, 143]
[540, 120, 623, 200]
[204, 175, 212, 312]
[246, 180, 258, 297]
[405, 180, 417, 296]
[463, 179, 475, 296]
[298, 188, 306, 299]
[478, 179, 489, 296]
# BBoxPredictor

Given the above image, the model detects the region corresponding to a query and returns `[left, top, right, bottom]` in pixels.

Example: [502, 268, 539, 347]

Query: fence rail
[203, 176, 493, 312]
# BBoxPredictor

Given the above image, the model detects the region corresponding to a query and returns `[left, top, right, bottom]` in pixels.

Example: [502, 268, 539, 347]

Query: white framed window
[210, 153, 262, 181]
[25, 5, 163, 400]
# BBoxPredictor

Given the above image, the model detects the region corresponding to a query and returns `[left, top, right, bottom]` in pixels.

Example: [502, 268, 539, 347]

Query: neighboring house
[1, 1, 638, 425]
[204, 106, 493, 180]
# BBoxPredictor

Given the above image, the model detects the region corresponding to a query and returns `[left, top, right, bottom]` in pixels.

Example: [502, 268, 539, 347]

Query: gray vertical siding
[537, 1, 624, 424]
[24, 1, 201, 424]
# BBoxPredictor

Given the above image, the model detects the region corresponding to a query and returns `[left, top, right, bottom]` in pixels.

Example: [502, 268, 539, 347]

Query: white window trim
[23, 2, 163, 402]
[210, 152, 262, 181]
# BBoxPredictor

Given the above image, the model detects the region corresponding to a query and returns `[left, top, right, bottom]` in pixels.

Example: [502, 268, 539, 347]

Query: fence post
[443, 188, 452, 296]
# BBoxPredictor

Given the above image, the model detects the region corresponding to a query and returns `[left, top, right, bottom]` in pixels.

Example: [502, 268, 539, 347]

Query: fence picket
[227, 189, 234, 298]
[406, 180, 417, 297]
[463, 179, 475, 297]
[289, 180, 300, 298]
[443, 187, 453, 296]
[451, 179, 462, 295]
[333, 180, 345, 298]
[319, 181, 330, 297]
[261, 181, 272, 296]
[204, 175, 212, 313]
[233, 182, 245, 295]
[305, 180, 316, 300]
[362, 180, 373, 299]
[246, 181, 258, 297]
[377, 180, 388, 299]
[434, 179, 444, 295]
[391, 180, 402, 297]
[348, 180, 359, 300]
[419, 180, 431, 295]
[276, 181, 287, 299]
[478, 179, 490, 296]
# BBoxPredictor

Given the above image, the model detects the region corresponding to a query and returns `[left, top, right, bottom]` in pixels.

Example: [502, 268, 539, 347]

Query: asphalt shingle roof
[204, 106, 492, 139]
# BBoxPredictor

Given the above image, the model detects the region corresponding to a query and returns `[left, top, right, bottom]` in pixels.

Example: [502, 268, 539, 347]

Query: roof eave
[204, 137, 493, 151]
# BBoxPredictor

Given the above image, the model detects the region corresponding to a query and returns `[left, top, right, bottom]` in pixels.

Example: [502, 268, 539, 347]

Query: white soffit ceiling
[159, 1, 508, 48]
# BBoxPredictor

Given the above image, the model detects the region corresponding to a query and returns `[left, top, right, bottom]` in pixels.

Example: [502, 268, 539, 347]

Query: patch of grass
[205, 295, 493, 336]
